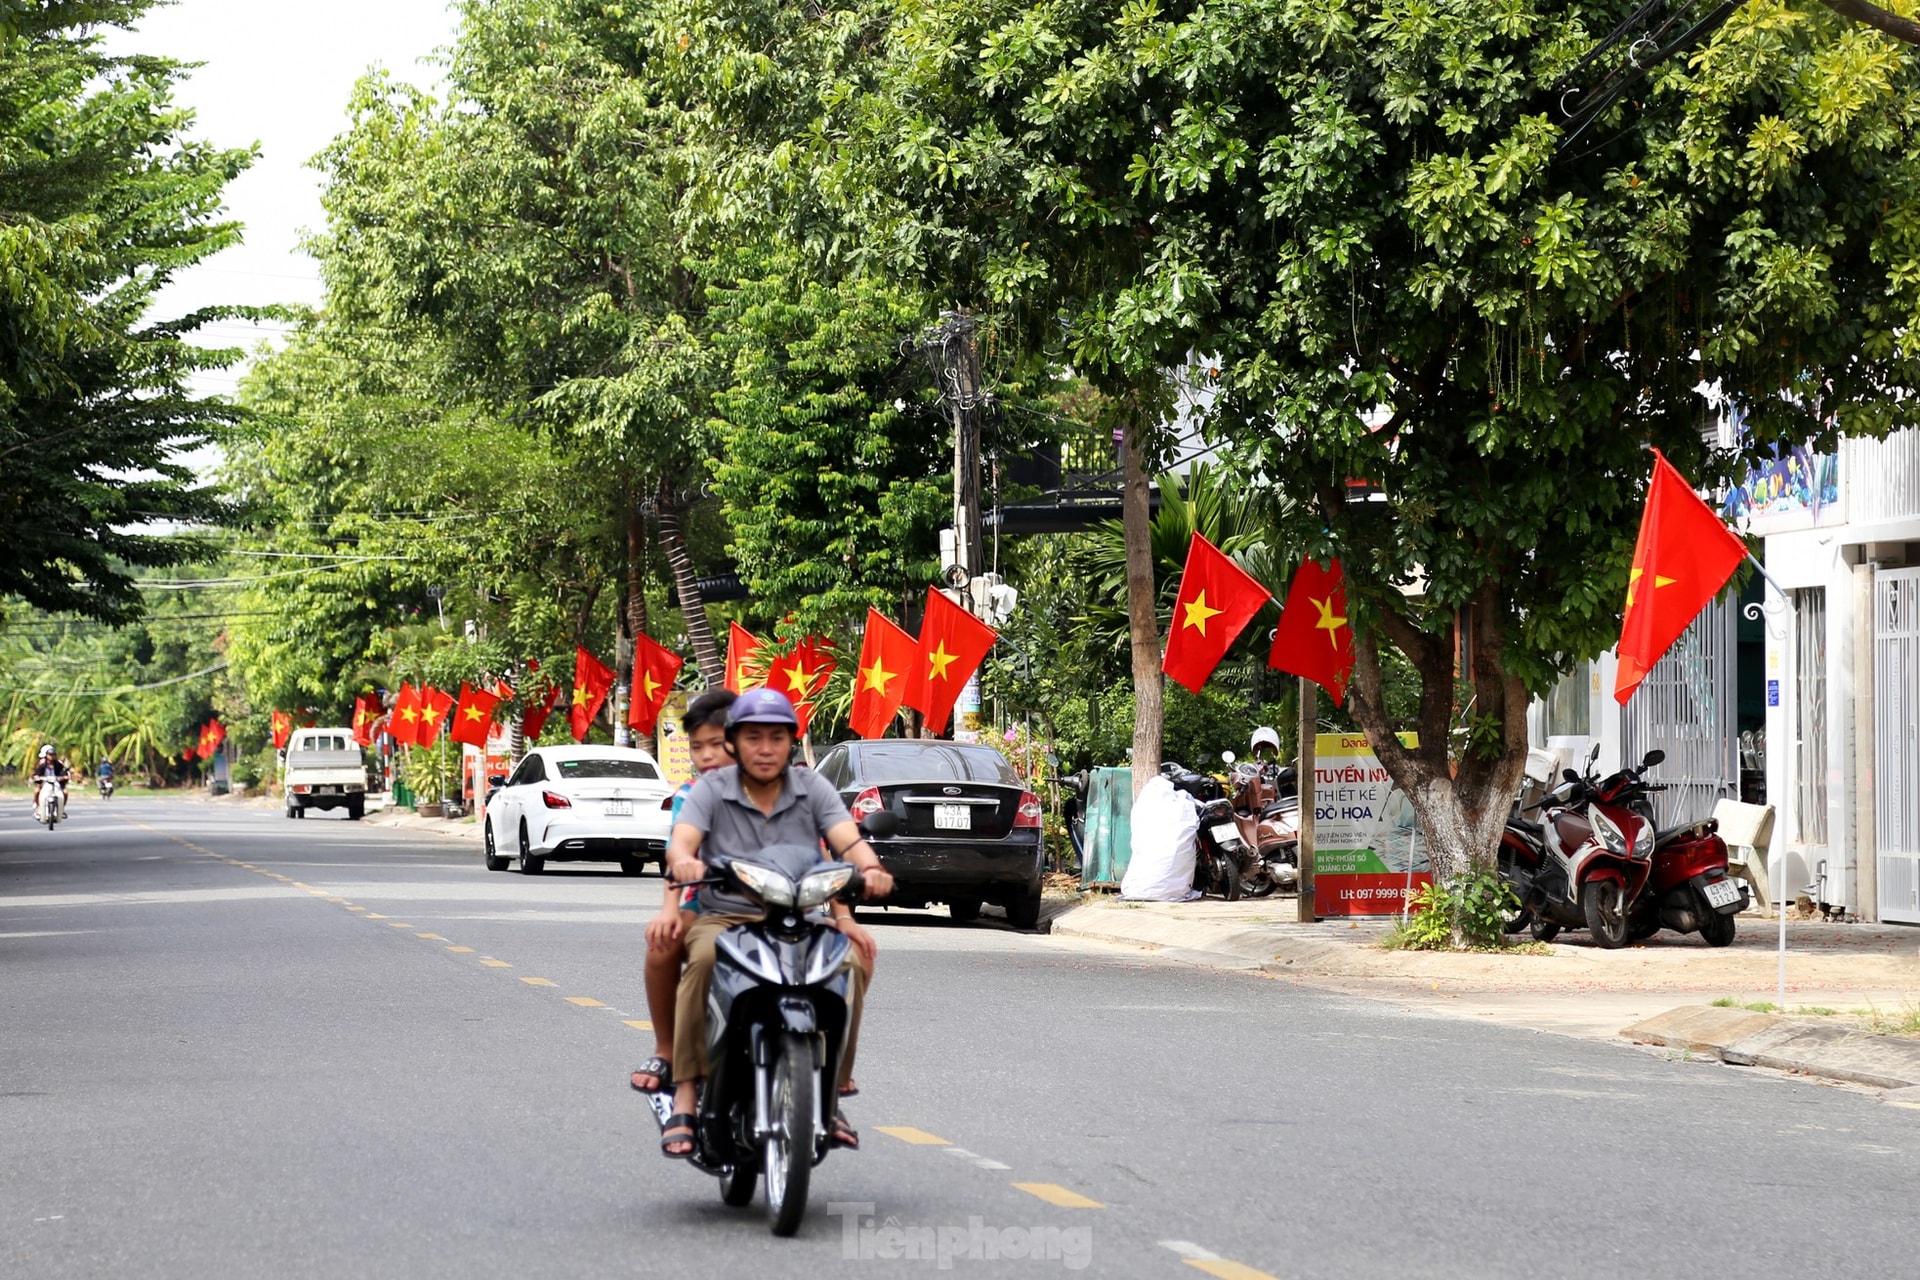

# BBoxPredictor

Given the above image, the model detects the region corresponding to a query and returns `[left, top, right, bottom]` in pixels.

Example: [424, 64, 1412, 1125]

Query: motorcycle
[1222, 751, 1299, 898]
[1162, 763, 1246, 900]
[1499, 748, 1663, 948]
[1060, 769, 1089, 867]
[1628, 820, 1748, 947]
[33, 778, 64, 829]
[642, 814, 894, 1236]
[98, 774, 115, 800]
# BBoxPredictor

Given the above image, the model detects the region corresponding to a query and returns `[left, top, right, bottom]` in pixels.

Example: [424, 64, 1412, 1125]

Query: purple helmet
[726, 687, 799, 736]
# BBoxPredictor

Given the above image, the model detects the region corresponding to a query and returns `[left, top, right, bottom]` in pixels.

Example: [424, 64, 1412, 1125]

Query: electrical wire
[0, 661, 229, 697]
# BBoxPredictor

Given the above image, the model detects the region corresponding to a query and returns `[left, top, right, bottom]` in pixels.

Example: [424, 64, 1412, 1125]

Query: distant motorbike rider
[657, 688, 895, 1158]
[97, 758, 115, 796]
[31, 746, 71, 819]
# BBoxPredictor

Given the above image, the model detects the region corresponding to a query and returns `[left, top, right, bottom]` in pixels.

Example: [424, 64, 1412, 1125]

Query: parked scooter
[1162, 763, 1246, 901]
[1221, 750, 1299, 897]
[642, 813, 895, 1236]
[1499, 748, 1662, 948]
[1060, 769, 1089, 866]
[1628, 820, 1748, 947]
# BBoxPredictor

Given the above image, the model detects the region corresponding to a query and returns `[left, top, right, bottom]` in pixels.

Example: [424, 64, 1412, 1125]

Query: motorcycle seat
[1260, 802, 1297, 820]
[1508, 817, 1544, 838]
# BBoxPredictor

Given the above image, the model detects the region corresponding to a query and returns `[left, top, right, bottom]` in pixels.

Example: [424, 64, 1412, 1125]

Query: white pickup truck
[283, 728, 370, 820]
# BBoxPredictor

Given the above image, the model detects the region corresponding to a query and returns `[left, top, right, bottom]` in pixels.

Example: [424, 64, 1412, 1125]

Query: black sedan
[813, 740, 1045, 929]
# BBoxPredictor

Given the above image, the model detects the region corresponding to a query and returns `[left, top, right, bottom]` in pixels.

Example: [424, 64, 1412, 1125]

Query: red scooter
[1499, 749, 1662, 948]
[1627, 819, 1748, 947]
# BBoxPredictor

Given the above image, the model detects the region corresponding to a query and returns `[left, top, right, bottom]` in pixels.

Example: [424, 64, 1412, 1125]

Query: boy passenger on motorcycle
[656, 688, 893, 1159]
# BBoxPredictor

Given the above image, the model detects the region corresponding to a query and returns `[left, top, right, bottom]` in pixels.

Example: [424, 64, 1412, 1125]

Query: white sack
[1121, 775, 1201, 901]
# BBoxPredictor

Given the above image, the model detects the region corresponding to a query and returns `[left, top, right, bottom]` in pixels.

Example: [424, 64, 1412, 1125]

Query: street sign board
[1312, 732, 1429, 916]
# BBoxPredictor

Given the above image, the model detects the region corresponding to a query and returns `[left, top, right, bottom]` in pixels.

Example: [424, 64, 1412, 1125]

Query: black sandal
[629, 1056, 672, 1093]
[829, 1110, 859, 1151]
[839, 1079, 858, 1098]
[661, 1114, 697, 1159]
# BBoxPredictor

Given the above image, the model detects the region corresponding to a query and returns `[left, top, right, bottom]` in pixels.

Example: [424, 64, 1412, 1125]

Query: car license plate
[1704, 879, 1742, 909]
[603, 801, 632, 817]
[1210, 823, 1240, 845]
[933, 804, 970, 830]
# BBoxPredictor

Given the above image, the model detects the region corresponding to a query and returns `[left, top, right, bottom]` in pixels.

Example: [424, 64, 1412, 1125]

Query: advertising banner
[655, 692, 693, 786]
[1313, 732, 1428, 917]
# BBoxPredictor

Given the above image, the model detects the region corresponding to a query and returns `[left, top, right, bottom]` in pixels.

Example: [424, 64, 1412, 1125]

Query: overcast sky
[112, 1, 461, 395]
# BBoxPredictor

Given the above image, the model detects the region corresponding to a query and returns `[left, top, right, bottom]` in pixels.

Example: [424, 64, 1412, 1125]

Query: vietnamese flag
[205, 718, 226, 755]
[193, 723, 212, 760]
[270, 710, 293, 750]
[629, 634, 685, 737]
[570, 646, 615, 741]
[390, 682, 424, 747]
[904, 588, 998, 735]
[1160, 532, 1274, 694]
[417, 686, 455, 746]
[725, 621, 764, 693]
[523, 683, 561, 743]
[448, 682, 501, 748]
[1269, 558, 1355, 705]
[764, 637, 835, 737]
[351, 694, 379, 746]
[849, 609, 918, 739]
[1614, 450, 1750, 704]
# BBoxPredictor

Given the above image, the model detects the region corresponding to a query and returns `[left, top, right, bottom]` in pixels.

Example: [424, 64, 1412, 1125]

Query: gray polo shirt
[677, 764, 854, 914]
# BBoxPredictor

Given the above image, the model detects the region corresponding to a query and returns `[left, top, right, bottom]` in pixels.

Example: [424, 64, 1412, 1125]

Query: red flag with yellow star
[1269, 557, 1354, 705]
[270, 709, 293, 750]
[629, 634, 685, 737]
[1160, 532, 1273, 695]
[1614, 450, 1749, 704]
[448, 682, 501, 748]
[765, 636, 835, 737]
[849, 609, 918, 739]
[522, 682, 561, 743]
[904, 588, 998, 735]
[351, 694, 379, 747]
[417, 686, 455, 746]
[570, 646, 615, 741]
[389, 682, 423, 747]
[725, 621, 764, 693]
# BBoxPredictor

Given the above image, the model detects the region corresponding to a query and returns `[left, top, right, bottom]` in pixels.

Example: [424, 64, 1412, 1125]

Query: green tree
[0, 1, 251, 621]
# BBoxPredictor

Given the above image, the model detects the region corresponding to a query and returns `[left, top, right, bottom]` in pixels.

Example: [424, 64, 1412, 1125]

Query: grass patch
[1863, 1004, 1920, 1037]
[1710, 997, 1780, 1012]
[1380, 927, 1551, 956]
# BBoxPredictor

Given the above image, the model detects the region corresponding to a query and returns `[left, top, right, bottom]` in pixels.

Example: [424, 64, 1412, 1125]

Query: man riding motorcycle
[97, 757, 115, 798]
[31, 746, 71, 821]
[657, 688, 895, 1159]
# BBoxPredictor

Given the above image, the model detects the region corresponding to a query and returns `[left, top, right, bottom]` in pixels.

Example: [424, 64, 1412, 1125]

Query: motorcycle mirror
[859, 810, 901, 841]
[1587, 742, 1601, 765]
[1562, 768, 1581, 784]
[1642, 749, 1666, 768]
[1221, 751, 1236, 765]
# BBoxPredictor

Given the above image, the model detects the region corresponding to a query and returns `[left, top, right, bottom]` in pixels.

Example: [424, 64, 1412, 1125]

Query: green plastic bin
[1080, 766, 1134, 889]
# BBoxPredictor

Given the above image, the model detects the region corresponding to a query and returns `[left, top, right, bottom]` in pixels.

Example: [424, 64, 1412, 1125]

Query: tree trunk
[1339, 584, 1531, 920]
[655, 481, 724, 685]
[1121, 410, 1162, 800]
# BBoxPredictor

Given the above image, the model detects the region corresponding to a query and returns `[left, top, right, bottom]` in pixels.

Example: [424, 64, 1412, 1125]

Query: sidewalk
[1049, 896, 1920, 1090]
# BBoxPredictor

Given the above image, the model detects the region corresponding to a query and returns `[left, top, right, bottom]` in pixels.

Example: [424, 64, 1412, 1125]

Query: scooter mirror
[1221, 751, 1236, 765]
[1642, 749, 1666, 768]
[1563, 768, 1581, 785]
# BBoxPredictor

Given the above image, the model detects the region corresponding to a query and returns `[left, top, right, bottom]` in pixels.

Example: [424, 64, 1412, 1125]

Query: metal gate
[1623, 594, 1740, 827]
[1877, 568, 1920, 924]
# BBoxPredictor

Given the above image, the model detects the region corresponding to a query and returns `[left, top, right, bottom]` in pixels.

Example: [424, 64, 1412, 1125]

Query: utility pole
[1297, 677, 1318, 922]
[926, 310, 985, 583]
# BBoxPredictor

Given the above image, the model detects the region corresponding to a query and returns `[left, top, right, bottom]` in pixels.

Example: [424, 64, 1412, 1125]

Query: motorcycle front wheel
[1582, 880, 1631, 949]
[764, 1032, 817, 1237]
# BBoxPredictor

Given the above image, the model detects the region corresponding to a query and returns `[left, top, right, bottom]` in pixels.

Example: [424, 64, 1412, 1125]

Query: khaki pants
[672, 912, 869, 1088]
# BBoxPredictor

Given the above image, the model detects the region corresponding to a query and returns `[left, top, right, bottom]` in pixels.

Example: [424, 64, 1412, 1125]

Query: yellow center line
[447, 946, 474, 954]
[346, 906, 367, 912]
[1010, 1183, 1103, 1209]
[388, 923, 413, 929]
[480, 959, 511, 968]
[415, 932, 445, 940]
[623, 1020, 653, 1031]
[1184, 1260, 1283, 1280]
[875, 1126, 953, 1146]
[325, 897, 346, 903]
[366, 914, 387, 920]
[520, 977, 555, 987]
[565, 997, 605, 1007]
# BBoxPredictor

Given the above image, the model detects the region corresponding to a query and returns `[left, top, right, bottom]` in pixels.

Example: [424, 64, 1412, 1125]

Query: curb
[1621, 1005, 1920, 1091]
[1048, 904, 1393, 978]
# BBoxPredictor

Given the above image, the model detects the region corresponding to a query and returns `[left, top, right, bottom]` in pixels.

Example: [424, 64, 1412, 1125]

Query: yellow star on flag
[462, 704, 482, 722]
[784, 662, 814, 695]
[399, 707, 417, 724]
[1181, 589, 1224, 635]
[1626, 566, 1676, 607]
[572, 685, 590, 706]
[640, 670, 661, 702]
[1310, 594, 1348, 649]
[926, 641, 958, 683]
[861, 659, 896, 695]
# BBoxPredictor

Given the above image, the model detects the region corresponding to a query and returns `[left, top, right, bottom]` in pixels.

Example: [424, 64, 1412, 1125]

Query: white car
[483, 745, 675, 875]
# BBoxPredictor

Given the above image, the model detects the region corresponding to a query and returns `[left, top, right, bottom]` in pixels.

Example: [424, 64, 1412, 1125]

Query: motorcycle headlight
[731, 861, 796, 907]
[1631, 818, 1655, 860]
[1590, 806, 1628, 856]
[795, 864, 855, 909]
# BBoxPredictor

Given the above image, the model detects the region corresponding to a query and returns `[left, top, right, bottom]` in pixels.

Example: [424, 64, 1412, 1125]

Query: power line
[0, 661, 229, 697]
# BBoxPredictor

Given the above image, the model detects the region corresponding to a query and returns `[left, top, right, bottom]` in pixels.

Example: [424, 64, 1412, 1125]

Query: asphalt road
[5, 795, 1920, 1279]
